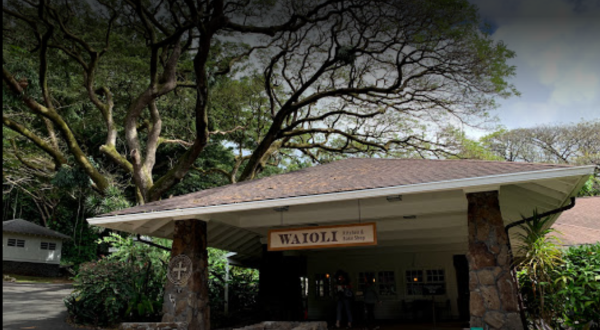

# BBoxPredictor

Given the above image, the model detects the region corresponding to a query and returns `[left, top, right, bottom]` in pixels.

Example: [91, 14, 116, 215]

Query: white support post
[224, 260, 230, 315]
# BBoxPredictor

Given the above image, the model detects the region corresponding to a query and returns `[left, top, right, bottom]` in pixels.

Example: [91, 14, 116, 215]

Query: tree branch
[3, 67, 109, 192]
[3, 115, 67, 167]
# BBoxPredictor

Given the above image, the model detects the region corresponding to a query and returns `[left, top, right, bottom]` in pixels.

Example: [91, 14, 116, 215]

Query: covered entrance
[87, 159, 594, 330]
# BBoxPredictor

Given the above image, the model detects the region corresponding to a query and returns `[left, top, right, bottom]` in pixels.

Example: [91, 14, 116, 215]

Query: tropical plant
[516, 211, 564, 329]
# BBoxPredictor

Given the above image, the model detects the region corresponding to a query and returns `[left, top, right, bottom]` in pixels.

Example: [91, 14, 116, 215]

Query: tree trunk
[162, 220, 210, 330]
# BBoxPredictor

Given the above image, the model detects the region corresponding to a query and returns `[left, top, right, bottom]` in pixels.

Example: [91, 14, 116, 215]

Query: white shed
[2, 219, 71, 277]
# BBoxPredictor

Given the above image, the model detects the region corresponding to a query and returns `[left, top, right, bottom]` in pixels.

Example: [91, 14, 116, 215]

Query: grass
[3, 273, 73, 284]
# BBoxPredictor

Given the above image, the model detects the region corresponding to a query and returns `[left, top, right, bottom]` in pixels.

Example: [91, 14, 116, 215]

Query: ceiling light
[386, 195, 402, 202]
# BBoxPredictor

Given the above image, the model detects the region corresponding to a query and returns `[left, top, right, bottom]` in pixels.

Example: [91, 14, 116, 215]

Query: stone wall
[120, 323, 186, 330]
[466, 191, 523, 330]
[2, 260, 60, 277]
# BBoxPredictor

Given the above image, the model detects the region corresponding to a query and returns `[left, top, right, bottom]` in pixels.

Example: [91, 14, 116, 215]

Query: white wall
[306, 245, 466, 320]
[2, 233, 63, 264]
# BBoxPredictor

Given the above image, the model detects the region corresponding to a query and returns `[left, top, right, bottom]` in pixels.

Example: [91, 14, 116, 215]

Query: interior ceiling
[99, 175, 587, 262]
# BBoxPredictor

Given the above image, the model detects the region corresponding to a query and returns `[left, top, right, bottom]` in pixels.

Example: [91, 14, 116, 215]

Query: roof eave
[87, 165, 596, 227]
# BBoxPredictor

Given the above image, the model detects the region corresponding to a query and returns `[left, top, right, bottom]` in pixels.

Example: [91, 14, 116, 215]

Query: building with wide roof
[88, 158, 596, 329]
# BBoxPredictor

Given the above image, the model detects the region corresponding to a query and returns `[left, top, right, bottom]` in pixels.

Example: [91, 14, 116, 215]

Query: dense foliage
[64, 234, 169, 326]
[517, 216, 600, 329]
[64, 233, 259, 327]
[208, 249, 260, 328]
[3, 0, 518, 207]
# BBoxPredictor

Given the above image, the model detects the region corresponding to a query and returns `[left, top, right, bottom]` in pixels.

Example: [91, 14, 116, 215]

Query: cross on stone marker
[173, 261, 187, 280]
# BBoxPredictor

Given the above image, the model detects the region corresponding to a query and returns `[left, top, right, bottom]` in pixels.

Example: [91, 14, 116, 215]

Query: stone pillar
[466, 191, 523, 330]
[162, 220, 210, 330]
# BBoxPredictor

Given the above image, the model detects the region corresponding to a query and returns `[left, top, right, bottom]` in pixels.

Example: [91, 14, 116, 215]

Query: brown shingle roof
[104, 158, 574, 217]
[551, 197, 600, 246]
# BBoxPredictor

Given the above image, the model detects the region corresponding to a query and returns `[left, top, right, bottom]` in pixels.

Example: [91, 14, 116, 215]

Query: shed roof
[105, 158, 575, 217]
[3, 219, 71, 240]
[551, 196, 600, 246]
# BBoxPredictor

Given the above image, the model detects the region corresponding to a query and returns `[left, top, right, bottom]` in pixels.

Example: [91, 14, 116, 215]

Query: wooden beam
[207, 225, 230, 243]
[503, 185, 560, 210]
[517, 182, 567, 201]
[376, 236, 467, 247]
[222, 233, 260, 252]
[212, 230, 249, 248]
[376, 212, 466, 232]
[500, 193, 553, 220]
[535, 178, 577, 194]
[377, 225, 466, 241]
[237, 192, 467, 229]
[130, 219, 151, 231]
[147, 219, 171, 233]
[307, 242, 468, 256]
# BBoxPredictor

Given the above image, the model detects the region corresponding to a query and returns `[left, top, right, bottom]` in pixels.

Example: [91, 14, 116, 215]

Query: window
[406, 269, 446, 295]
[427, 269, 445, 282]
[7, 238, 25, 248]
[358, 271, 396, 296]
[358, 271, 376, 293]
[300, 277, 309, 297]
[378, 271, 396, 295]
[315, 273, 332, 298]
[41, 242, 57, 250]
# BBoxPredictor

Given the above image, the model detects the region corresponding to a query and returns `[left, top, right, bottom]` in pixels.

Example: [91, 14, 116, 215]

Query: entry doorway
[453, 255, 470, 322]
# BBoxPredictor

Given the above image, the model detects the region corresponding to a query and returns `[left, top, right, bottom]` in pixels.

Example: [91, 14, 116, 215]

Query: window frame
[358, 271, 377, 294]
[405, 268, 446, 296]
[377, 270, 397, 296]
[7, 238, 26, 248]
[314, 273, 332, 299]
[41, 242, 57, 251]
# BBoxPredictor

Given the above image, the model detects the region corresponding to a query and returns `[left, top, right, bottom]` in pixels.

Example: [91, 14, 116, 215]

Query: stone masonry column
[466, 191, 523, 330]
[162, 220, 210, 330]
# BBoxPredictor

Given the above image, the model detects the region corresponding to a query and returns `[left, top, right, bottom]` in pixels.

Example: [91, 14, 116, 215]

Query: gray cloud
[468, 0, 600, 135]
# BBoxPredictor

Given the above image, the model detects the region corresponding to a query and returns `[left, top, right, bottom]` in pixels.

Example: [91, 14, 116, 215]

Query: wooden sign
[268, 222, 377, 251]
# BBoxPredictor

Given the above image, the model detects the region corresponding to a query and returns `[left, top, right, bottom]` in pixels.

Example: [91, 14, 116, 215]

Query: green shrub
[208, 249, 260, 328]
[518, 243, 600, 329]
[64, 234, 168, 327]
[65, 233, 260, 328]
[554, 244, 600, 329]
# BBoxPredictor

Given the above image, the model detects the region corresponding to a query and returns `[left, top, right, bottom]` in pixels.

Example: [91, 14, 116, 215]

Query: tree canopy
[481, 120, 600, 165]
[3, 0, 518, 205]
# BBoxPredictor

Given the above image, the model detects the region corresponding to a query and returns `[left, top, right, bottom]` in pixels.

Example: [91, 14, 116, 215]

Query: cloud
[472, 0, 600, 130]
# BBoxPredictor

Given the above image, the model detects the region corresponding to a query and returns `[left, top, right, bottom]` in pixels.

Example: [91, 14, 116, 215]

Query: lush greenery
[517, 214, 600, 329]
[3, 0, 518, 207]
[64, 233, 170, 326]
[208, 249, 260, 328]
[64, 233, 259, 328]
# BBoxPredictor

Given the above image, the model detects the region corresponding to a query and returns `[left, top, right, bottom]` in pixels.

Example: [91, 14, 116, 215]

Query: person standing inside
[363, 275, 381, 330]
[335, 270, 354, 328]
